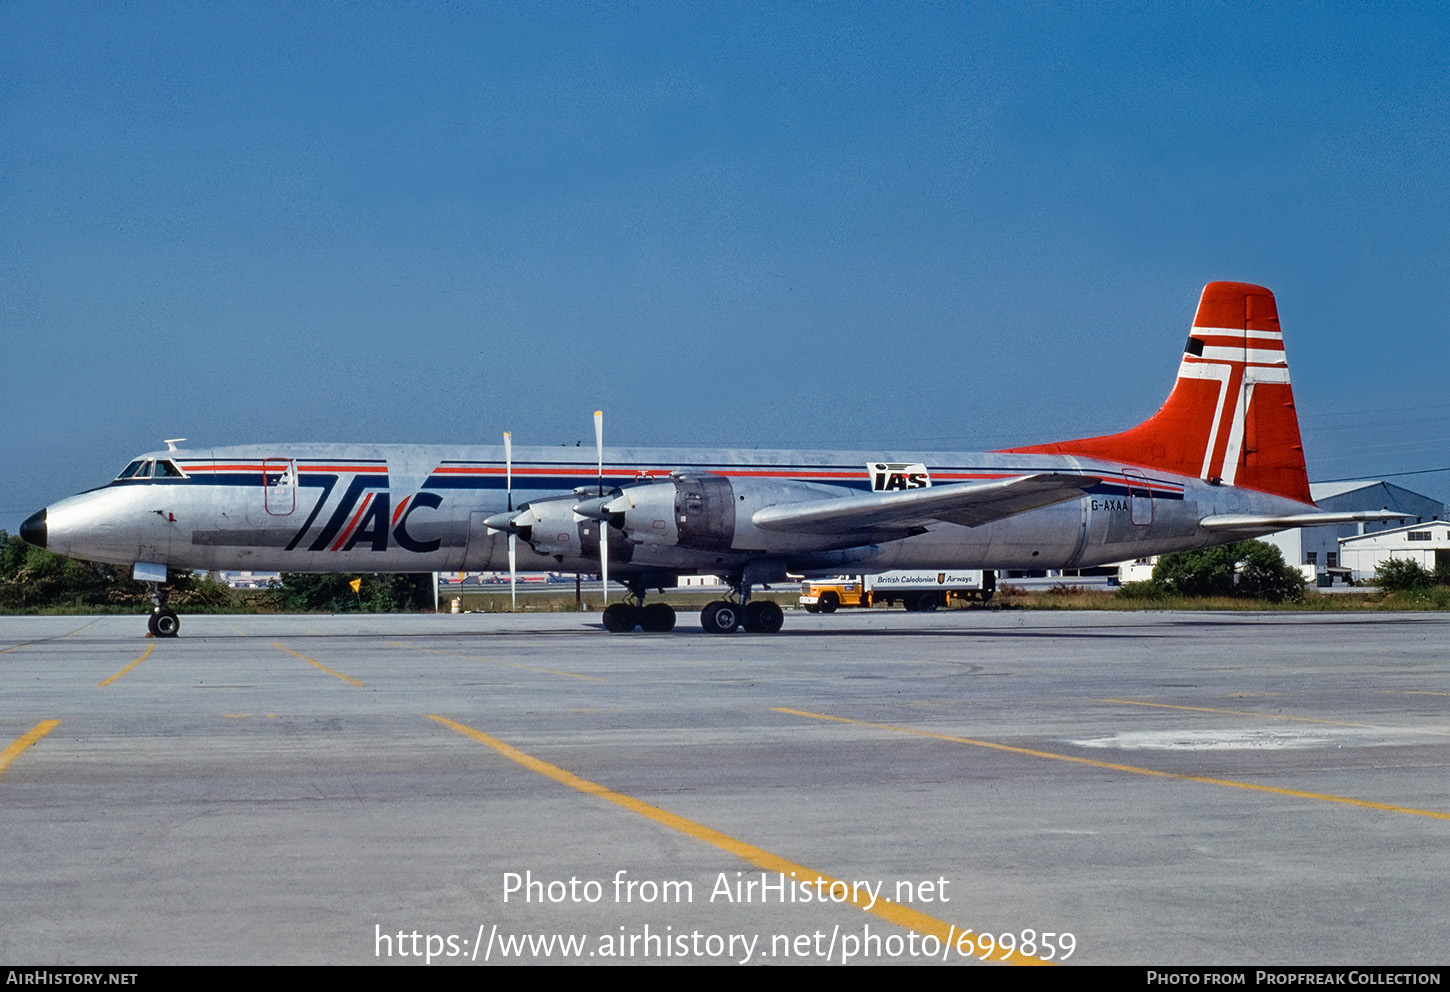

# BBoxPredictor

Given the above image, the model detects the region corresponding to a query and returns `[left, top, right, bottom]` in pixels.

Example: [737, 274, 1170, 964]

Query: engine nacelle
[604, 473, 859, 553]
[603, 474, 728, 549]
[510, 495, 581, 556]
[507, 493, 633, 565]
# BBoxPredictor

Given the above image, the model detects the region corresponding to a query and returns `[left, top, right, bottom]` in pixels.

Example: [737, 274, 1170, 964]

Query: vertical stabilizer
[1005, 282, 1311, 504]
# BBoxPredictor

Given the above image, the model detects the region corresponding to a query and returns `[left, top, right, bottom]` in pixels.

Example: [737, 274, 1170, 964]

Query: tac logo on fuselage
[869, 462, 931, 492]
[285, 475, 444, 554]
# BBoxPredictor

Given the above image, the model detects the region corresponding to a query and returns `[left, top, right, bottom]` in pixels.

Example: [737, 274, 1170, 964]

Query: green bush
[1115, 580, 1167, 601]
[271, 573, 434, 613]
[0, 530, 148, 610]
[1153, 544, 1240, 597]
[1374, 558, 1434, 592]
[1235, 540, 1310, 602]
[1150, 540, 1306, 603]
[0, 531, 242, 613]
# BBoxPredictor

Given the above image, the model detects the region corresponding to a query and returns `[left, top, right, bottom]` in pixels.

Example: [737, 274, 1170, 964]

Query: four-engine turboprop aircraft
[19, 282, 1401, 637]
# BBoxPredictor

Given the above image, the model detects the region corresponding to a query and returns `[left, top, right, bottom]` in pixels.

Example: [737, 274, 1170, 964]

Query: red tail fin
[1005, 282, 1311, 504]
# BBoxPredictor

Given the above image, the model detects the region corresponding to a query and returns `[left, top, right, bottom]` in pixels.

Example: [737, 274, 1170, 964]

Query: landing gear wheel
[700, 601, 740, 634]
[149, 609, 180, 638]
[601, 603, 640, 633]
[639, 602, 676, 632]
[743, 600, 784, 634]
[817, 592, 839, 614]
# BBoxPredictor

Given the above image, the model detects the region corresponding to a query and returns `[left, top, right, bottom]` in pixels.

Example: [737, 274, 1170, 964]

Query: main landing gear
[699, 599, 784, 634]
[600, 575, 786, 634]
[601, 576, 678, 633]
[146, 584, 180, 638]
[698, 574, 784, 635]
[602, 601, 677, 633]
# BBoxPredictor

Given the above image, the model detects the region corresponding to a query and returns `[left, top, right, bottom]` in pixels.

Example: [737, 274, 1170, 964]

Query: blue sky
[3, 1, 1449, 531]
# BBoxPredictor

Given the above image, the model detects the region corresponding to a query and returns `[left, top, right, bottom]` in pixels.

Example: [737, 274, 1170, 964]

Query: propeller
[595, 410, 607, 604]
[504, 431, 516, 613]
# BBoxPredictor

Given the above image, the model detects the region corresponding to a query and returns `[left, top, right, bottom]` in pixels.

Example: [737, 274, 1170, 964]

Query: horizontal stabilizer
[752, 473, 1097, 534]
[1199, 510, 1411, 533]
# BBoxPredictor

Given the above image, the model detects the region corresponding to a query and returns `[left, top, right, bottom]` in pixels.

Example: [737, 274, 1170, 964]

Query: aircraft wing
[751, 473, 1098, 534]
[1198, 510, 1411, 532]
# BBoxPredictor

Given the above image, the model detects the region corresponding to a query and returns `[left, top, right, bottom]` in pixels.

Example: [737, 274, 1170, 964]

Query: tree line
[0, 531, 431, 613]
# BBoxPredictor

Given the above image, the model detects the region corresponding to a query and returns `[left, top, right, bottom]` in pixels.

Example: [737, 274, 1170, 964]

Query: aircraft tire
[817, 592, 839, 614]
[601, 603, 639, 633]
[640, 602, 676, 633]
[743, 600, 784, 634]
[150, 609, 180, 638]
[700, 601, 739, 634]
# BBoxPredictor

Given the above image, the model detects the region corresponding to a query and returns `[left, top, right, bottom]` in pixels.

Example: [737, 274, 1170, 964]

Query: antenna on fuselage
[164, 438, 187, 452]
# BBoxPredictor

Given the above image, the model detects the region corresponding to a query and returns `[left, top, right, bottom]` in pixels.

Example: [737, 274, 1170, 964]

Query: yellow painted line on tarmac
[1100, 698, 1363, 727]
[427, 714, 1048, 965]
[389, 641, 604, 682]
[97, 644, 155, 687]
[271, 642, 364, 687]
[776, 708, 1450, 823]
[1, 720, 61, 776]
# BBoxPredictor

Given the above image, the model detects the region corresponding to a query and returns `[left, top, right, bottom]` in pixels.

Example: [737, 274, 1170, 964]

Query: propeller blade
[504, 432, 513, 511]
[594, 411, 607, 603]
[505, 432, 516, 612]
[508, 533, 517, 613]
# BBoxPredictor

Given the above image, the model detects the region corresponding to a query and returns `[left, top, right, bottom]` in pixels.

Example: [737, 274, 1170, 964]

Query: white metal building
[1338, 521, 1450, 581]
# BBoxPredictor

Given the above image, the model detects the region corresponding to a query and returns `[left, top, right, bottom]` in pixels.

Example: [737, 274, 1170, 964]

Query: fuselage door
[263, 458, 297, 516]
[1125, 470, 1153, 526]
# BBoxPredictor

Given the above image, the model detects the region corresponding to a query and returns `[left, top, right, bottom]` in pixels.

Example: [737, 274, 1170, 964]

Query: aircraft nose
[19, 508, 46, 549]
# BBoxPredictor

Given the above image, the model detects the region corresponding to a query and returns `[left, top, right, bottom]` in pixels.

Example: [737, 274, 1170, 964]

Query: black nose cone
[19, 509, 46, 549]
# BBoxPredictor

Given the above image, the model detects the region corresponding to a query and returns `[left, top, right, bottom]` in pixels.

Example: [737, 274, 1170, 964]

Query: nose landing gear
[146, 584, 180, 638]
[148, 609, 180, 638]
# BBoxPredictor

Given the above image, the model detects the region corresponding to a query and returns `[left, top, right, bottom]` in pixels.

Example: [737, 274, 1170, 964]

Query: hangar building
[1338, 521, 1450, 581]
[1260, 480, 1444, 584]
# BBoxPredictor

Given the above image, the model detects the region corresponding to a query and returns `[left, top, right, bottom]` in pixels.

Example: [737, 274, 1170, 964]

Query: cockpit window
[115, 458, 187, 481]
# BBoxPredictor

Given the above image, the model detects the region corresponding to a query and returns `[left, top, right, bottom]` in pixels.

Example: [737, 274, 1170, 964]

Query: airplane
[18, 281, 1403, 638]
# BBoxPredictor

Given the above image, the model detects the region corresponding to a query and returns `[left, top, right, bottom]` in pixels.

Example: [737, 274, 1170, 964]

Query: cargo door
[1125, 470, 1153, 526]
[263, 458, 297, 516]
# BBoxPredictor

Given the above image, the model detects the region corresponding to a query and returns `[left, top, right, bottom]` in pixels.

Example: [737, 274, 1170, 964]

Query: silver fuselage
[35, 442, 1310, 578]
